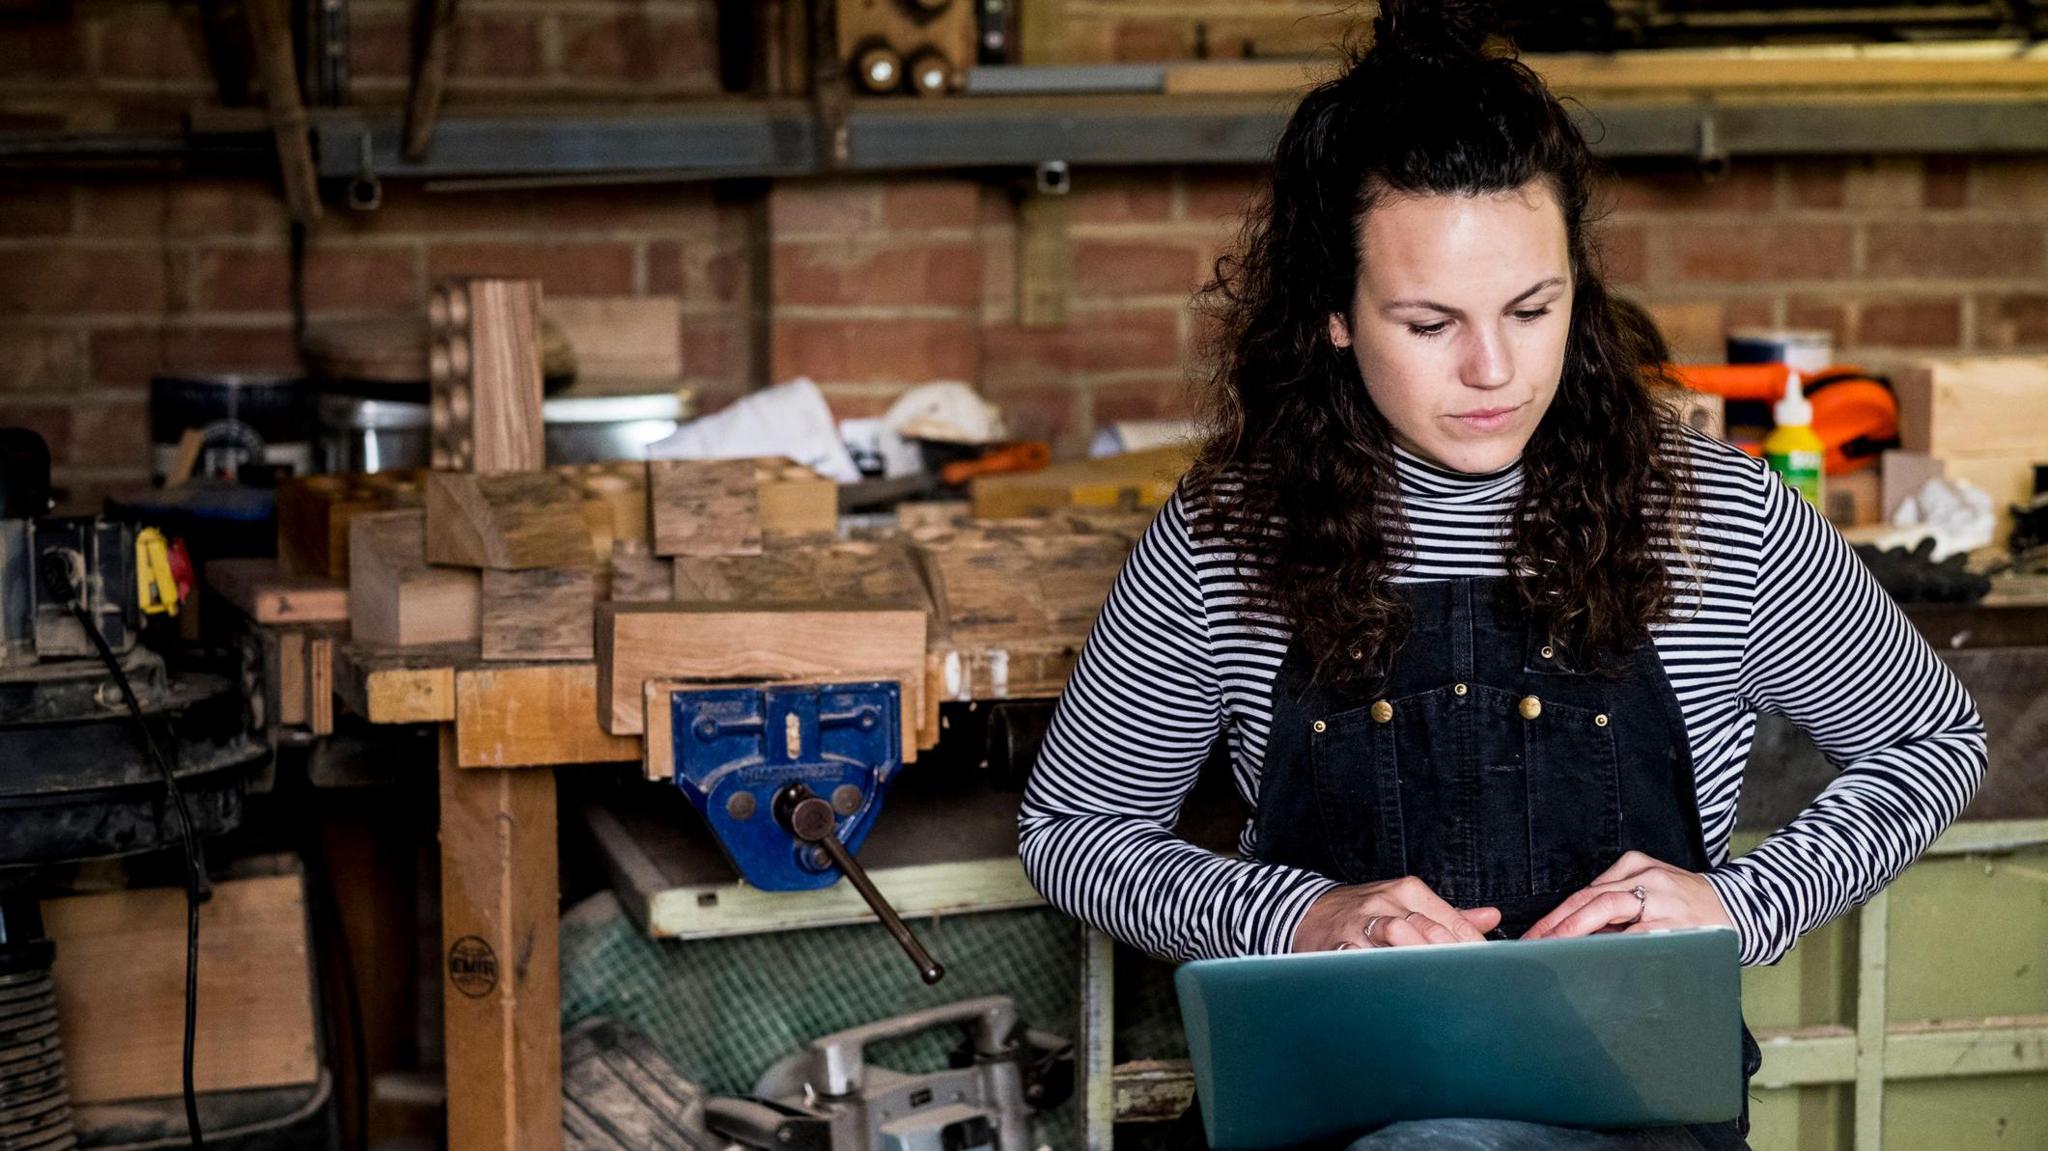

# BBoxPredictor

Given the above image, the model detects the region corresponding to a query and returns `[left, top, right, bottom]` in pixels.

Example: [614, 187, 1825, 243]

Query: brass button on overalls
[1519, 695, 1543, 720]
[1371, 700, 1393, 724]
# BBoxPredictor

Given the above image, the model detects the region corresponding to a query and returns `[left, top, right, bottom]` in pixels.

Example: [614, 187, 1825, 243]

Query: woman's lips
[1449, 404, 1522, 432]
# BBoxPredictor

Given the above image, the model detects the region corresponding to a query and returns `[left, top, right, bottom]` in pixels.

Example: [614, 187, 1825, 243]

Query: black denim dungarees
[1178, 576, 1761, 1150]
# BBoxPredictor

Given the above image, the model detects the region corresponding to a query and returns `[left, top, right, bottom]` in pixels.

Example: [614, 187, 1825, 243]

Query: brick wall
[5, 2, 2048, 505]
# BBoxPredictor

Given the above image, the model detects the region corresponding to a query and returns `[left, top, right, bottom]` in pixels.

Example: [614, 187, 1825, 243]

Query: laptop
[1174, 927, 1743, 1150]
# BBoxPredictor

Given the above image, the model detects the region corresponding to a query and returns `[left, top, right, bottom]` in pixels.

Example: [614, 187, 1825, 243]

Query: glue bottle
[1764, 371, 1825, 509]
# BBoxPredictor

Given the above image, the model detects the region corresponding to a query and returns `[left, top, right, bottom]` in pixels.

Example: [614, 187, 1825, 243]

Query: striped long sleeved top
[1017, 429, 1987, 967]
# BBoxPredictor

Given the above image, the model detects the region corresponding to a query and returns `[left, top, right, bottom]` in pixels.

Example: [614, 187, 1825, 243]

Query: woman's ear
[1328, 313, 1353, 349]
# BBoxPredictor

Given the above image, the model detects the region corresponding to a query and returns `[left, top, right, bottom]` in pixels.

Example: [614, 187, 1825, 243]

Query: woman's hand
[1521, 851, 1734, 941]
[1291, 876, 1502, 952]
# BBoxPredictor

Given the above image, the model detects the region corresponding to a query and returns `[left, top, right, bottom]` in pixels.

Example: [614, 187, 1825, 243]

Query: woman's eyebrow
[1378, 276, 1567, 316]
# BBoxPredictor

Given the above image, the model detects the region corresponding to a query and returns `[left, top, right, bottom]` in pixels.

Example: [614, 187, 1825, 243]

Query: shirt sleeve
[1017, 490, 1342, 962]
[1714, 473, 1988, 966]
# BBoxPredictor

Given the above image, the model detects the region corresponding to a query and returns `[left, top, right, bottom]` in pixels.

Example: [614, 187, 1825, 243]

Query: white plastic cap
[1775, 371, 1813, 427]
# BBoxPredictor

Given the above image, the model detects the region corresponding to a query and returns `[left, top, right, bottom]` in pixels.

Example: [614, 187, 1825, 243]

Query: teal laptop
[1174, 928, 1743, 1150]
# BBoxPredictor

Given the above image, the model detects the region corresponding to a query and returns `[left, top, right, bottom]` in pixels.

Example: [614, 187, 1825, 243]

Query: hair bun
[1368, 0, 1497, 66]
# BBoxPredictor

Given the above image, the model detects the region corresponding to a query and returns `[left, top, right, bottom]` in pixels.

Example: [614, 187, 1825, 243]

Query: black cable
[41, 552, 206, 1149]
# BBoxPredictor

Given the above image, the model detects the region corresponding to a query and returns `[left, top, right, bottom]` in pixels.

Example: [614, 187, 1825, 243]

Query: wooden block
[206, 557, 349, 624]
[454, 664, 638, 768]
[595, 602, 925, 740]
[608, 540, 674, 602]
[349, 510, 480, 647]
[276, 472, 423, 581]
[309, 633, 334, 735]
[44, 871, 318, 1104]
[425, 471, 592, 569]
[1824, 467, 1882, 528]
[430, 278, 545, 473]
[271, 629, 308, 727]
[1895, 357, 2048, 460]
[1021, 533, 1131, 629]
[543, 297, 682, 383]
[1881, 450, 1949, 521]
[574, 469, 648, 546]
[648, 458, 763, 557]
[334, 641, 459, 724]
[970, 445, 1193, 519]
[918, 540, 1048, 644]
[480, 567, 596, 661]
[437, 731, 561, 1148]
[758, 461, 838, 542]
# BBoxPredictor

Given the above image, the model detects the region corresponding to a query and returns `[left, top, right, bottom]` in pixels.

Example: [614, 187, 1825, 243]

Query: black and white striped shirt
[1018, 428, 1987, 967]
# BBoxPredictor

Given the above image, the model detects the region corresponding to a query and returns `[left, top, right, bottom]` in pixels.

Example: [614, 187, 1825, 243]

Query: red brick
[94, 4, 208, 81]
[1980, 294, 2048, 350]
[773, 242, 980, 308]
[1724, 298, 1778, 333]
[1970, 159, 2048, 212]
[452, 14, 541, 78]
[349, 12, 411, 79]
[305, 247, 421, 312]
[0, 327, 86, 391]
[1923, 158, 1969, 209]
[1069, 177, 1171, 225]
[0, 250, 166, 316]
[0, 18, 82, 78]
[1597, 223, 1647, 285]
[333, 187, 533, 237]
[1660, 223, 1851, 283]
[1855, 299, 1962, 349]
[1093, 378, 1195, 425]
[1781, 161, 1846, 210]
[654, 236, 750, 305]
[1608, 164, 1775, 213]
[1182, 172, 1260, 227]
[812, 385, 907, 420]
[67, 396, 152, 471]
[1865, 223, 2045, 280]
[770, 183, 881, 235]
[980, 383, 1080, 443]
[1111, 20, 1189, 61]
[1072, 240, 1201, 298]
[193, 248, 291, 311]
[680, 319, 741, 382]
[770, 318, 981, 383]
[425, 242, 636, 295]
[79, 180, 289, 238]
[0, 403, 71, 461]
[882, 181, 980, 231]
[1842, 159, 1924, 212]
[1784, 299, 1850, 351]
[559, 12, 716, 86]
[982, 311, 1181, 382]
[647, 241, 684, 296]
[0, 180, 71, 235]
[90, 326, 299, 388]
[528, 185, 723, 234]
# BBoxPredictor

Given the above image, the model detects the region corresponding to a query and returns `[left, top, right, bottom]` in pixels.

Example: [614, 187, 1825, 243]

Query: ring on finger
[1362, 914, 1387, 946]
[1626, 884, 1648, 925]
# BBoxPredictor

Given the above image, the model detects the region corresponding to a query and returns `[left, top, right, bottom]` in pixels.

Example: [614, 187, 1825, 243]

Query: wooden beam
[334, 641, 460, 724]
[648, 458, 763, 557]
[425, 472, 592, 570]
[607, 540, 673, 602]
[479, 567, 596, 662]
[437, 727, 561, 1149]
[594, 602, 926, 737]
[206, 557, 349, 624]
[349, 509, 481, 647]
[430, 278, 545, 473]
[403, 0, 461, 162]
[454, 663, 638, 769]
[242, 0, 322, 221]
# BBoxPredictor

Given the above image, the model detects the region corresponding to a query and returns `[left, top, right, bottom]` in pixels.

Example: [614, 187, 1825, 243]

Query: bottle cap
[1775, 371, 1813, 428]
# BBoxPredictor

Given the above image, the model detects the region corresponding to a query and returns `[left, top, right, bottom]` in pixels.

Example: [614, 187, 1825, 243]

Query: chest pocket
[1307, 679, 1623, 906]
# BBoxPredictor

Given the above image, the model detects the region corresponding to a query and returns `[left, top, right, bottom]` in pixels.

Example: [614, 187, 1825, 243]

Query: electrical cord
[39, 551, 207, 1150]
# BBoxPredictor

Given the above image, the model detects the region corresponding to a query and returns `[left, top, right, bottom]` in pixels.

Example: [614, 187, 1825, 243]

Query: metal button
[1312, 719, 1327, 734]
[1540, 645, 1555, 660]
[1453, 683, 1468, 697]
[1595, 714, 1610, 728]
[726, 791, 757, 821]
[1519, 696, 1543, 721]
[1371, 700, 1394, 724]
[1349, 648, 1363, 660]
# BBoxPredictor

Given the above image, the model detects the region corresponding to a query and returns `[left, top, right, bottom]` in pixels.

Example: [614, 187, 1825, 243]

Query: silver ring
[1362, 915, 1387, 945]
[1627, 884, 1648, 925]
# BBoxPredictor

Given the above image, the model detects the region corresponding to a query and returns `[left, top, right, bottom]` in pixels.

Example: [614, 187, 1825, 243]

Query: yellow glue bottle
[1764, 371, 1825, 509]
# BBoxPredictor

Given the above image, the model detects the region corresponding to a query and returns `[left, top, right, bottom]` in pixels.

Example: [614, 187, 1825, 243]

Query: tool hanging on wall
[665, 680, 945, 982]
[835, 0, 972, 95]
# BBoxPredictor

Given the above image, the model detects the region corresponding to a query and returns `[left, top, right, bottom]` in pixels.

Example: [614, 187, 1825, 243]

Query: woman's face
[1329, 181, 1574, 475]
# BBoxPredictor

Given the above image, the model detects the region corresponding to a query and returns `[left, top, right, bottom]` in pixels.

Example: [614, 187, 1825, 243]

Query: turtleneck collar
[1390, 441, 1524, 504]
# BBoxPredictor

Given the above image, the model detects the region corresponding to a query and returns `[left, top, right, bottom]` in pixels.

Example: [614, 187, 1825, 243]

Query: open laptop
[1174, 927, 1743, 1150]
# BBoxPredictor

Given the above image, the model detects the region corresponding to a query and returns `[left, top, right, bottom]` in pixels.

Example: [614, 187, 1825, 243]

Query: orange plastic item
[939, 441, 1052, 487]
[1663, 363, 1897, 476]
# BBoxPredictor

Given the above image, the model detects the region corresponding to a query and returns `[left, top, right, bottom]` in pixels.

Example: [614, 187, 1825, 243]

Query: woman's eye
[1512, 306, 1552, 322]
[1408, 321, 1450, 339]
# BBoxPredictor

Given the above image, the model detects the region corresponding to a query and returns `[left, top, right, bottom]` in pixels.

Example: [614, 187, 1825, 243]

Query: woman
[1016, 2, 1988, 1148]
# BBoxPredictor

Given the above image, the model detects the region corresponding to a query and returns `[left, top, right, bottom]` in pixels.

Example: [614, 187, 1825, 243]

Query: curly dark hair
[1187, 0, 1698, 686]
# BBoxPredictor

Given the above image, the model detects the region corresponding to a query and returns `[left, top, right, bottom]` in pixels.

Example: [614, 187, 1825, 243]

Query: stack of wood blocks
[276, 471, 422, 582]
[1886, 356, 2048, 542]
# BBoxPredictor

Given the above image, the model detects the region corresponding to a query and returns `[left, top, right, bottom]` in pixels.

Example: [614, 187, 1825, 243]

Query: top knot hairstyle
[1188, 0, 1696, 686]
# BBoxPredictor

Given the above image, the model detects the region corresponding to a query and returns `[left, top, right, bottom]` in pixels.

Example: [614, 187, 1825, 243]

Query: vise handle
[774, 782, 946, 985]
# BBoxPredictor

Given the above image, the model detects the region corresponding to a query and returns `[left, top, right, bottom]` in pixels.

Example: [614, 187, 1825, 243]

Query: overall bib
[1178, 576, 1761, 1150]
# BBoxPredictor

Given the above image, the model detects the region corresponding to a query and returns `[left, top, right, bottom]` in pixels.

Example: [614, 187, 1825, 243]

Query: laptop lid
[1174, 928, 1743, 1150]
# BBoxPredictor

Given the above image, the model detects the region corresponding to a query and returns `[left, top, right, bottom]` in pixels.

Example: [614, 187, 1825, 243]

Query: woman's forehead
[1357, 184, 1570, 301]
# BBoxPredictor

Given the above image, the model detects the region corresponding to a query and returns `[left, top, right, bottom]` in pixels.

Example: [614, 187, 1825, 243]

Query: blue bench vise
[667, 679, 944, 983]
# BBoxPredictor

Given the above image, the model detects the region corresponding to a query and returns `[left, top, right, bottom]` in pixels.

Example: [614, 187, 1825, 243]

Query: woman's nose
[1462, 326, 1515, 389]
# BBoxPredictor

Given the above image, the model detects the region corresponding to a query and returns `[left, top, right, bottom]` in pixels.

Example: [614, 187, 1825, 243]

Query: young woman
[1017, 1, 1987, 1147]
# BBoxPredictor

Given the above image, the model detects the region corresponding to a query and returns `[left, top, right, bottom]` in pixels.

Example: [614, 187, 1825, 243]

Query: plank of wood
[334, 641, 461, 724]
[44, 872, 318, 1103]
[649, 458, 763, 556]
[425, 471, 592, 570]
[1894, 357, 2048, 460]
[309, 633, 335, 735]
[572, 468, 649, 546]
[207, 557, 350, 624]
[595, 602, 926, 738]
[271, 628, 308, 728]
[455, 663, 638, 768]
[1020, 533, 1128, 629]
[918, 540, 1048, 644]
[431, 278, 545, 474]
[759, 461, 838, 542]
[437, 729, 562, 1149]
[480, 567, 596, 662]
[350, 510, 480, 647]
[970, 445, 1193, 519]
[608, 540, 673, 602]
[544, 297, 682, 383]
[241, 0, 321, 221]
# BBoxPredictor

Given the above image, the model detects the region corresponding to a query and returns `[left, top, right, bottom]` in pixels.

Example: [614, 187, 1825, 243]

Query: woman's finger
[1377, 913, 1440, 947]
[1403, 888, 1499, 943]
[1538, 890, 1646, 941]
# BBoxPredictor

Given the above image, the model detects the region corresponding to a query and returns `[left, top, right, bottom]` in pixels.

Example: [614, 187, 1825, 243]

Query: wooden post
[437, 726, 560, 1150]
